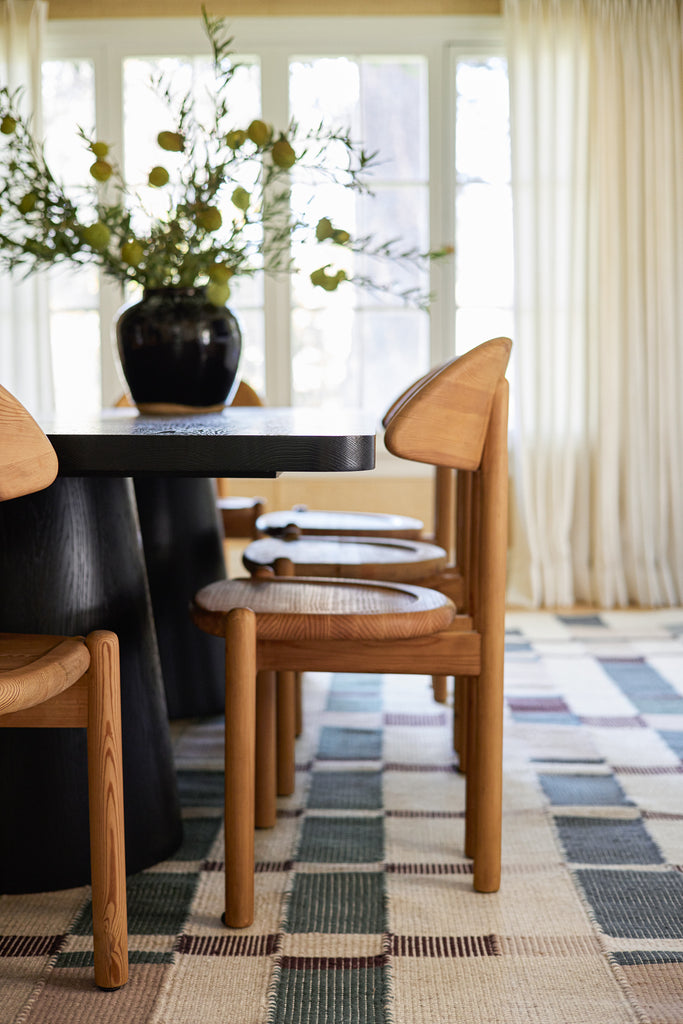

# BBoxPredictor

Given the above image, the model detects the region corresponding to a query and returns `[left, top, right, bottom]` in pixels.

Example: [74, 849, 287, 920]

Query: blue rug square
[660, 730, 683, 758]
[575, 869, 683, 939]
[554, 816, 664, 865]
[539, 773, 632, 806]
[318, 726, 383, 760]
[598, 660, 683, 714]
[557, 614, 606, 627]
[326, 675, 383, 712]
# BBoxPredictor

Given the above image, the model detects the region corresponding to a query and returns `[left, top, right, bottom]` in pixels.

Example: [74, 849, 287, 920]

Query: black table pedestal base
[134, 477, 227, 720]
[0, 477, 182, 893]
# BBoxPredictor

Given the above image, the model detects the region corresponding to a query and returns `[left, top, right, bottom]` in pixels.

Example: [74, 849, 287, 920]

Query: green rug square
[307, 771, 383, 810]
[72, 871, 199, 937]
[271, 963, 387, 1023]
[283, 871, 386, 933]
[176, 769, 224, 807]
[170, 816, 222, 861]
[296, 816, 384, 863]
[317, 726, 382, 760]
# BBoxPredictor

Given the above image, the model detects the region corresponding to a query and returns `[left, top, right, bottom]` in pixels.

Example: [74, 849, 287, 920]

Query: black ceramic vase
[116, 286, 242, 413]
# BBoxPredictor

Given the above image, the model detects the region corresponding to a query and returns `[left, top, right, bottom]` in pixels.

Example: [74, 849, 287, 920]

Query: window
[42, 17, 511, 434]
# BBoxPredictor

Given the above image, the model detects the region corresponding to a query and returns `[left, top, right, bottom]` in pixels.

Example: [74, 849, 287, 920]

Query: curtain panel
[0, 0, 52, 415]
[506, 0, 683, 608]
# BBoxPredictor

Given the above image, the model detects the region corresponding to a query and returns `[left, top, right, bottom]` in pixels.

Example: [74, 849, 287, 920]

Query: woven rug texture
[2, 610, 683, 1022]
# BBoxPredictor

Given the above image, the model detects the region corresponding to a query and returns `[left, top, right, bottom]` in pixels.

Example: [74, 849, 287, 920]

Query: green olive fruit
[121, 239, 144, 266]
[272, 138, 296, 169]
[82, 221, 111, 250]
[231, 186, 250, 211]
[148, 165, 170, 188]
[226, 129, 247, 150]
[247, 119, 272, 147]
[315, 218, 334, 241]
[195, 206, 222, 232]
[18, 193, 37, 214]
[89, 159, 113, 182]
[90, 140, 109, 157]
[208, 262, 234, 283]
[206, 281, 231, 306]
[0, 115, 17, 135]
[157, 130, 185, 152]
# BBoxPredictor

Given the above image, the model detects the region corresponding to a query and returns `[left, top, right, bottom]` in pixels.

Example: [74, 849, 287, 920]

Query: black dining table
[0, 404, 375, 892]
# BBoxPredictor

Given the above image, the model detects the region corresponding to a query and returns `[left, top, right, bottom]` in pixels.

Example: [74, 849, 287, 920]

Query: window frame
[44, 15, 505, 468]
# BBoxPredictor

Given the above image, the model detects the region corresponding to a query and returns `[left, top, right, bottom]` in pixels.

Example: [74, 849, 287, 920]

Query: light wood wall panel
[48, 0, 500, 18]
[220, 472, 435, 527]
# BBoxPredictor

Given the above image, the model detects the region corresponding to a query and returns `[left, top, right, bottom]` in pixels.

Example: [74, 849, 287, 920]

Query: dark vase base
[116, 286, 242, 412]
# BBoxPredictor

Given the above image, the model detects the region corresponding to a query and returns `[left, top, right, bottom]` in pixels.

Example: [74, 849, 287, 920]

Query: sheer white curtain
[505, 0, 683, 608]
[0, 0, 52, 415]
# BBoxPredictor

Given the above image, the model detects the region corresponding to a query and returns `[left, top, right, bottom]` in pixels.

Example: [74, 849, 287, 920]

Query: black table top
[41, 406, 377, 478]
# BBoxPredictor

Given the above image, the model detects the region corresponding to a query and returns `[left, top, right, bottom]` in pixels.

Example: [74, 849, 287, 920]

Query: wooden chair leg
[470, 377, 507, 894]
[463, 682, 477, 862]
[277, 670, 297, 796]
[432, 674, 448, 703]
[223, 608, 256, 928]
[86, 630, 128, 991]
[295, 672, 303, 736]
[471, 657, 503, 893]
[453, 676, 470, 773]
[255, 671, 277, 828]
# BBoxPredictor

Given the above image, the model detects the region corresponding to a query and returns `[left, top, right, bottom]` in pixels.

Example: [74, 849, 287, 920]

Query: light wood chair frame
[191, 338, 511, 928]
[0, 383, 128, 990]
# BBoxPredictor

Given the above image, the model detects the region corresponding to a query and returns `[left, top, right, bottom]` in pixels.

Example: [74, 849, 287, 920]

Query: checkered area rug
[2, 610, 683, 1023]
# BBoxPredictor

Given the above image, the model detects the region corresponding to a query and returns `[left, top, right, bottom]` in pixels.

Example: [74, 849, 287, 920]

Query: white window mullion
[260, 48, 292, 406]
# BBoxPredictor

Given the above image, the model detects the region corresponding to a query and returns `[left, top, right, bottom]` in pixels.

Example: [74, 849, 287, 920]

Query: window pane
[455, 183, 513, 308]
[50, 311, 101, 416]
[41, 60, 100, 415]
[291, 304, 427, 419]
[455, 58, 510, 184]
[359, 59, 428, 182]
[289, 55, 430, 411]
[454, 55, 513, 378]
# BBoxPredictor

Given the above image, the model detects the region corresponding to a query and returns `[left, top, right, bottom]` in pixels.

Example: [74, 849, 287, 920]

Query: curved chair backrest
[0, 385, 58, 501]
[381, 360, 449, 429]
[384, 338, 512, 471]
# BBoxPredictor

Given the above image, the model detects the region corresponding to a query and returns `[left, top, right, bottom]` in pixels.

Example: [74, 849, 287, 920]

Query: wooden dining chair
[190, 336, 511, 928]
[215, 380, 267, 541]
[239, 346, 504, 774]
[0, 384, 128, 991]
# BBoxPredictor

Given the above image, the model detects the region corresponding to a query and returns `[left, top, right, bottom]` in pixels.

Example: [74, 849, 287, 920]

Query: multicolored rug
[2, 610, 683, 1023]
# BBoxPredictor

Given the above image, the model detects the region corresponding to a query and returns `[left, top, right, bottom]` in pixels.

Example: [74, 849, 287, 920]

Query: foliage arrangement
[0, 8, 445, 308]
